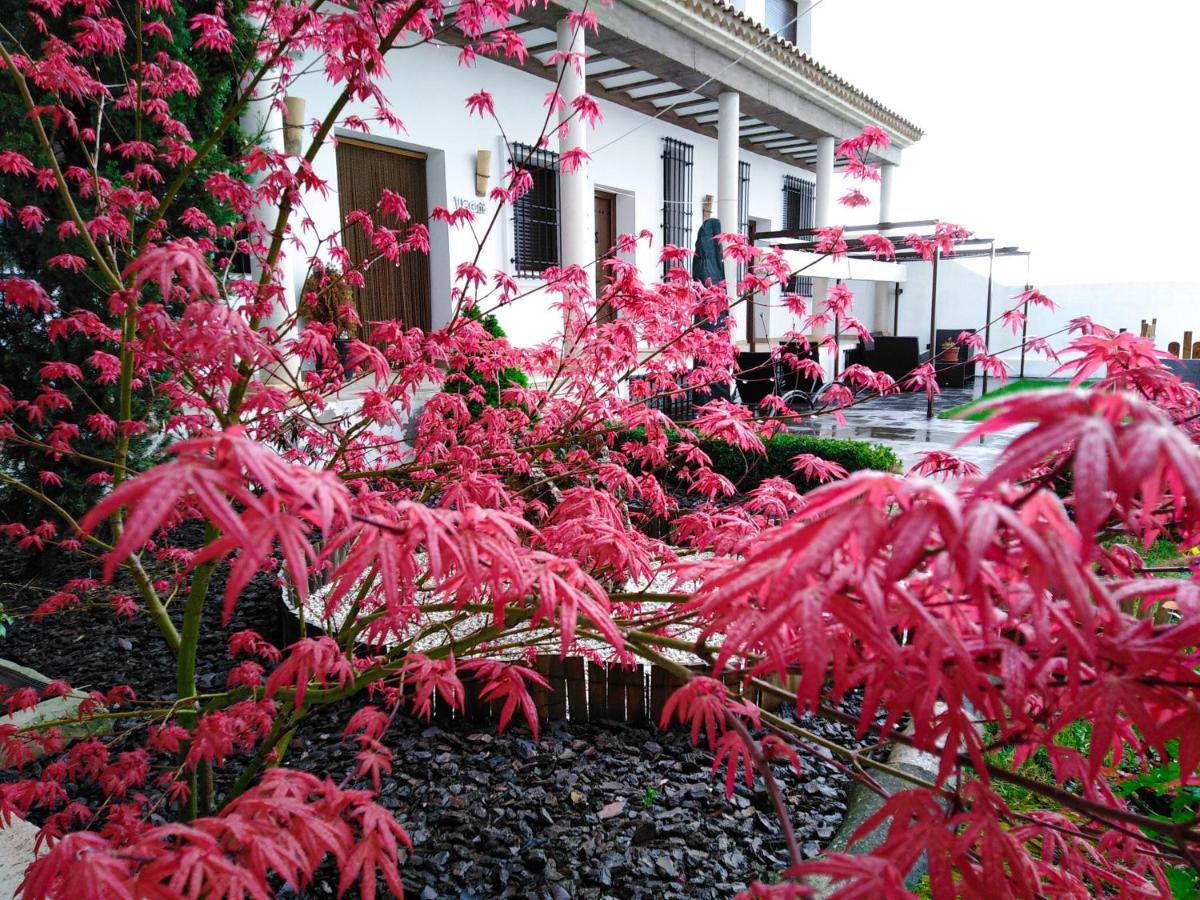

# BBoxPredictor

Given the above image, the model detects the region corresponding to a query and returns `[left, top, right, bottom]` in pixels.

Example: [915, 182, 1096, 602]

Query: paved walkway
[788, 386, 1025, 473]
[0, 817, 37, 899]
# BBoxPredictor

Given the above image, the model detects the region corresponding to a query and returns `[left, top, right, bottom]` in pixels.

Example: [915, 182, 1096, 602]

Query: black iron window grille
[738, 161, 752, 237]
[511, 142, 560, 277]
[661, 137, 694, 278]
[215, 236, 253, 276]
[783, 174, 815, 296]
[737, 160, 751, 279]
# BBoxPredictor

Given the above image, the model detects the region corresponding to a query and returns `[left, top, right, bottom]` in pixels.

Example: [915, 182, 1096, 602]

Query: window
[783, 174, 815, 296]
[217, 237, 252, 277]
[765, 0, 799, 45]
[782, 174, 814, 233]
[661, 137, 694, 277]
[511, 143, 559, 277]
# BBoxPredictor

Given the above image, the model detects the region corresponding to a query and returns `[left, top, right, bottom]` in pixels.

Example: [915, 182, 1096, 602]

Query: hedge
[617, 428, 900, 494]
[444, 306, 529, 412]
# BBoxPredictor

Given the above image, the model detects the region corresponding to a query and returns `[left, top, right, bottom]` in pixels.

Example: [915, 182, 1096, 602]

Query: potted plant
[939, 338, 960, 363]
[299, 262, 359, 368]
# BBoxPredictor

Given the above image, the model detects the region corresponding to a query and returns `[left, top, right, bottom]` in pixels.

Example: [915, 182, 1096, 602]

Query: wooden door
[335, 138, 432, 331]
[594, 191, 616, 323]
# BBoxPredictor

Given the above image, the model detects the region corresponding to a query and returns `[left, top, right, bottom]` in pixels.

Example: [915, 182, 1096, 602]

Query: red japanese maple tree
[2, 0, 1199, 897]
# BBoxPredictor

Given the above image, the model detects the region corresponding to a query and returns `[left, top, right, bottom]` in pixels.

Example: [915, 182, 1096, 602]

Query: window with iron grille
[511, 143, 559, 277]
[765, 0, 799, 45]
[783, 174, 815, 296]
[661, 137, 694, 277]
[215, 237, 252, 276]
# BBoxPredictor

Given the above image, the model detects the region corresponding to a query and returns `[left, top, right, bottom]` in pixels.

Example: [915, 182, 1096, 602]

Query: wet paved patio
[788, 386, 1026, 473]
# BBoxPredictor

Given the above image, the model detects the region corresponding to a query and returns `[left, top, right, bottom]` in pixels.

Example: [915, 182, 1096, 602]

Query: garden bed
[0, 543, 875, 899]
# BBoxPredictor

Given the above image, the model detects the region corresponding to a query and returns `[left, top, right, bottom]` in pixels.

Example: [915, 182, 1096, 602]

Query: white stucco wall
[285, 38, 834, 348]
[897, 255, 1200, 379]
[894, 257, 1054, 377]
[287, 36, 1197, 383]
[1028, 281, 1200, 366]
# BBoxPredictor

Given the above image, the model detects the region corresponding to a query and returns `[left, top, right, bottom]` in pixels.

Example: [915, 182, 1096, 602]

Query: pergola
[755, 219, 1033, 418]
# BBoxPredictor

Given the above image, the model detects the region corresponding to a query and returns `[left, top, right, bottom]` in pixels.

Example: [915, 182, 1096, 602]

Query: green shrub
[444, 307, 529, 412]
[617, 427, 899, 494]
[0, 0, 252, 524]
[1115, 740, 1200, 897]
[984, 721, 1200, 897]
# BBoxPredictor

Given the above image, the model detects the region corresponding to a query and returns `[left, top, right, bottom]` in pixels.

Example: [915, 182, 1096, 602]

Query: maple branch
[140, 0, 332, 248]
[224, 0, 430, 420]
[0, 40, 123, 291]
[726, 710, 803, 869]
[787, 687, 1200, 851]
[0, 473, 179, 651]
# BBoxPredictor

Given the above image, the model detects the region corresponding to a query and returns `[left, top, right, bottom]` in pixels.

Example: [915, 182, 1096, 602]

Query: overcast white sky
[810, 0, 1200, 286]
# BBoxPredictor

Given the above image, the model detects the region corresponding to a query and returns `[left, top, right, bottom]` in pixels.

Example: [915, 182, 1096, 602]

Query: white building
[278, 0, 922, 354]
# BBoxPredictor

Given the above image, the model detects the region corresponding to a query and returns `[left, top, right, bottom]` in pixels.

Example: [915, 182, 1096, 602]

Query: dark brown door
[594, 191, 616, 323]
[335, 138, 431, 331]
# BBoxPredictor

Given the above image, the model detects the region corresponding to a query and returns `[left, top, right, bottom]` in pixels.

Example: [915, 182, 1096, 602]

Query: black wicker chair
[775, 343, 824, 408]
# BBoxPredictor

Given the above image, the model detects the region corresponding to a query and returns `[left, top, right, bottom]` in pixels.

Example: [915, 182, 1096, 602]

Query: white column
[557, 18, 592, 286]
[717, 91, 741, 302]
[878, 162, 895, 225]
[875, 162, 896, 332]
[241, 80, 300, 382]
[813, 135, 835, 230]
[811, 135, 836, 370]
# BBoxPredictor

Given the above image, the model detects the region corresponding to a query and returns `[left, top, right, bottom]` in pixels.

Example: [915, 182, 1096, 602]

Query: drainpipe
[926, 247, 941, 420]
[240, 72, 299, 383]
[982, 242, 995, 395]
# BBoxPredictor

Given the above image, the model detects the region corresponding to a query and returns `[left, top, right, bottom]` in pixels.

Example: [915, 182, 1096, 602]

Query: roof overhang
[529, 0, 921, 168]
[439, 0, 922, 172]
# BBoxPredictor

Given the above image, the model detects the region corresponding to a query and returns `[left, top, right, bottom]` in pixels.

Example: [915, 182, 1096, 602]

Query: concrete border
[0, 659, 110, 765]
[811, 741, 943, 897]
[0, 658, 113, 900]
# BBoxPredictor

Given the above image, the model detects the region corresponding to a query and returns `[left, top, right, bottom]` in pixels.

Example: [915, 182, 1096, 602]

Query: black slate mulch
[0, 527, 285, 700]
[287, 706, 858, 899]
[0, 541, 871, 899]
